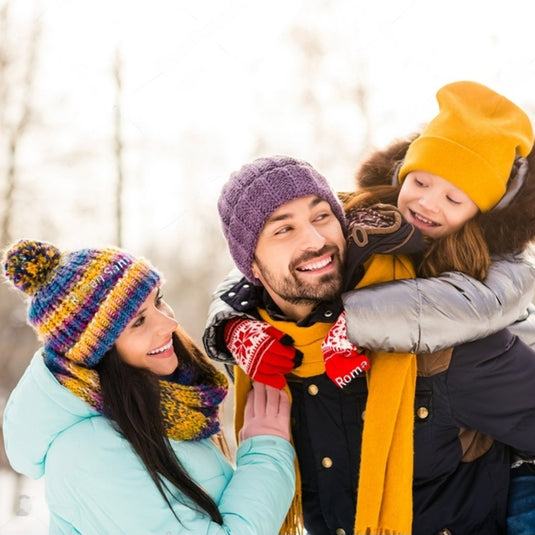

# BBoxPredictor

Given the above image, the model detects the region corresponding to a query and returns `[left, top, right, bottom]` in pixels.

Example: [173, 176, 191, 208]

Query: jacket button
[308, 384, 319, 396]
[439, 529, 452, 535]
[417, 406, 429, 419]
[321, 457, 333, 468]
[243, 284, 250, 289]
[228, 292, 236, 297]
[240, 301, 248, 306]
[335, 529, 346, 535]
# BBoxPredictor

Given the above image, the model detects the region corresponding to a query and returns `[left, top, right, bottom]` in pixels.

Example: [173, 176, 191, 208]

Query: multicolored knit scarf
[45, 350, 228, 442]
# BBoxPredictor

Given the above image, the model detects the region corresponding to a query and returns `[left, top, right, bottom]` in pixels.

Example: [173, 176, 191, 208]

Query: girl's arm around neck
[343, 254, 535, 353]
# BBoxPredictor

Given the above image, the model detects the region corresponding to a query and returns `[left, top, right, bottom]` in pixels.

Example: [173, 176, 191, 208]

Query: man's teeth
[300, 257, 332, 271]
[148, 340, 172, 355]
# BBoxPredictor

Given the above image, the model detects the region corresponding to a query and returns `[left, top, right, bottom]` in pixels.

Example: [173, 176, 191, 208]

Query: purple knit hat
[218, 156, 346, 282]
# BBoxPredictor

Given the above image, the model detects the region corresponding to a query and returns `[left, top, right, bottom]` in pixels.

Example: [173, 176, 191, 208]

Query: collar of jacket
[221, 277, 343, 327]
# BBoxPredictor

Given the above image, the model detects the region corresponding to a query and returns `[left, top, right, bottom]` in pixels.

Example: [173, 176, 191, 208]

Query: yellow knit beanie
[398, 81, 534, 211]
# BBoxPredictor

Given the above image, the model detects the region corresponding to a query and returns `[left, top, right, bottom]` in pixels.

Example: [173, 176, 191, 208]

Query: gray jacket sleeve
[342, 254, 535, 353]
[202, 268, 258, 363]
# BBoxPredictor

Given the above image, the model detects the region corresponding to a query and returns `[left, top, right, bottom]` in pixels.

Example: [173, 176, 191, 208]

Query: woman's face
[115, 286, 179, 376]
[397, 171, 479, 238]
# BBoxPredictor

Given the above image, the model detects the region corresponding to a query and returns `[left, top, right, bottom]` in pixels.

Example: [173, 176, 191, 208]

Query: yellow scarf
[354, 254, 416, 535]
[234, 253, 416, 535]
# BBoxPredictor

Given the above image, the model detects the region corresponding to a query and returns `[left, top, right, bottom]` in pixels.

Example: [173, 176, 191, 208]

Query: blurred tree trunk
[0, 0, 40, 245]
[0, 1, 42, 501]
[113, 47, 124, 247]
[290, 18, 372, 174]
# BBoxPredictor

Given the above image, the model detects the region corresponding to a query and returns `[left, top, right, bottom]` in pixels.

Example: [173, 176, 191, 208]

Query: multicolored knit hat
[218, 155, 347, 282]
[398, 81, 534, 212]
[3, 239, 161, 371]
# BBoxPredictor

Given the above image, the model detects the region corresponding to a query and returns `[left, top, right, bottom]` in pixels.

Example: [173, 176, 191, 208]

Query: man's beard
[255, 246, 345, 306]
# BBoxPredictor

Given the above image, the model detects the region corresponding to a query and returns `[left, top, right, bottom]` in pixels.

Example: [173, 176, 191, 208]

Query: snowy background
[2, 0, 535, 532]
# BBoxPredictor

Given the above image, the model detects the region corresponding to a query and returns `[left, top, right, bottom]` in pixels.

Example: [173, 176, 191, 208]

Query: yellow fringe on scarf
[234, 253, 416, 535]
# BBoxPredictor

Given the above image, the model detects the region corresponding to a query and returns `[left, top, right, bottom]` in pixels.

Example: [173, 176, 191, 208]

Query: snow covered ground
[0, 470, 48, 535]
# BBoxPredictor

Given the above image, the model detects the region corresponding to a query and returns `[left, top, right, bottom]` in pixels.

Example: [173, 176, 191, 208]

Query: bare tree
[0, 0, 43, 515]
[246, 0, 373, 188]
[113, 46, 124, 247]
[0, 0, 41, 245]
[287, 14, 372, 176]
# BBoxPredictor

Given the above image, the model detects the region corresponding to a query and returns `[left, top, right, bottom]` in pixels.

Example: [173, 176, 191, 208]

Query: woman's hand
[239, 382, 291, 442]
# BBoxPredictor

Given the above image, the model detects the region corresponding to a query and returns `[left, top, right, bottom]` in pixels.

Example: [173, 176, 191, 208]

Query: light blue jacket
[3, 352, 296, 535]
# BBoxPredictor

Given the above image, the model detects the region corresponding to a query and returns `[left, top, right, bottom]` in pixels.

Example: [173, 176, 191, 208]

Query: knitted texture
[160, 362, 228, 441]
[353, 253, 416, 535]
[398, 80, 534, 211]
[55, 354, 228, 441]
[42, 348, 228, 441]
[234, 309, 331, 535]
[3, 239, 160, 370]
[224, 317, 302, 389]
[218, 155, 347, 282]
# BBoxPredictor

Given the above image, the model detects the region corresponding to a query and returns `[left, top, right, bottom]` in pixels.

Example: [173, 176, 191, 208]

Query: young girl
[2, 239, 296, 535]
[331, 80, 535, 535]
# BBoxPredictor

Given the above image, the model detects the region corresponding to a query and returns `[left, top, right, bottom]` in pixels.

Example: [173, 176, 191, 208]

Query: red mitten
[224, 318, 303, 389]
[322, 311, 370, 388]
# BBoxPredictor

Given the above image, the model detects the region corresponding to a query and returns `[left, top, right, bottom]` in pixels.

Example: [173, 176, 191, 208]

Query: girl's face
[115, 286, 179, 376]
[398, 171, 479, 238]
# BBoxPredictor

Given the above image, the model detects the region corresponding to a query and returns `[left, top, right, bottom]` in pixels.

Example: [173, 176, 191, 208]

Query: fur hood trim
[355, 136, 535, 256]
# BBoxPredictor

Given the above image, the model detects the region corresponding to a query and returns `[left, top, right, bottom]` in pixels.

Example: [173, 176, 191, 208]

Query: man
[204, 155, 535, 535]
[208, 156, 411, 535]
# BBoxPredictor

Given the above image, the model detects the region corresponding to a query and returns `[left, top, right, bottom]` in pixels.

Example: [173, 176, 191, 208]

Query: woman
[2, 239, 296, 535]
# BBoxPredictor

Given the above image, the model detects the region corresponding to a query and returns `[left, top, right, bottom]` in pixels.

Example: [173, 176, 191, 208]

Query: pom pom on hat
[218, 155, 346, 282]
[398, 81, 534, 212]
[4, 240, 61, 295]
[3, 239, 161, 369]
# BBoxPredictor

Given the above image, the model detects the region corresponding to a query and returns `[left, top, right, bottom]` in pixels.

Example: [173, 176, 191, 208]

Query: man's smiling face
[251, 195, 346, 321]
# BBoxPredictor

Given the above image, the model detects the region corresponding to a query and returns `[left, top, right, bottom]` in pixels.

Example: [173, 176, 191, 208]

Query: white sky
[33, 0, 535, 151]
[6, 0, 535, 247]
[3, 0, 535, 250]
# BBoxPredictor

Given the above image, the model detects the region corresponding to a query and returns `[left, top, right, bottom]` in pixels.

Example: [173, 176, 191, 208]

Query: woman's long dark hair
[95, 327, 224, 525]
[344, 184, 490, 280]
